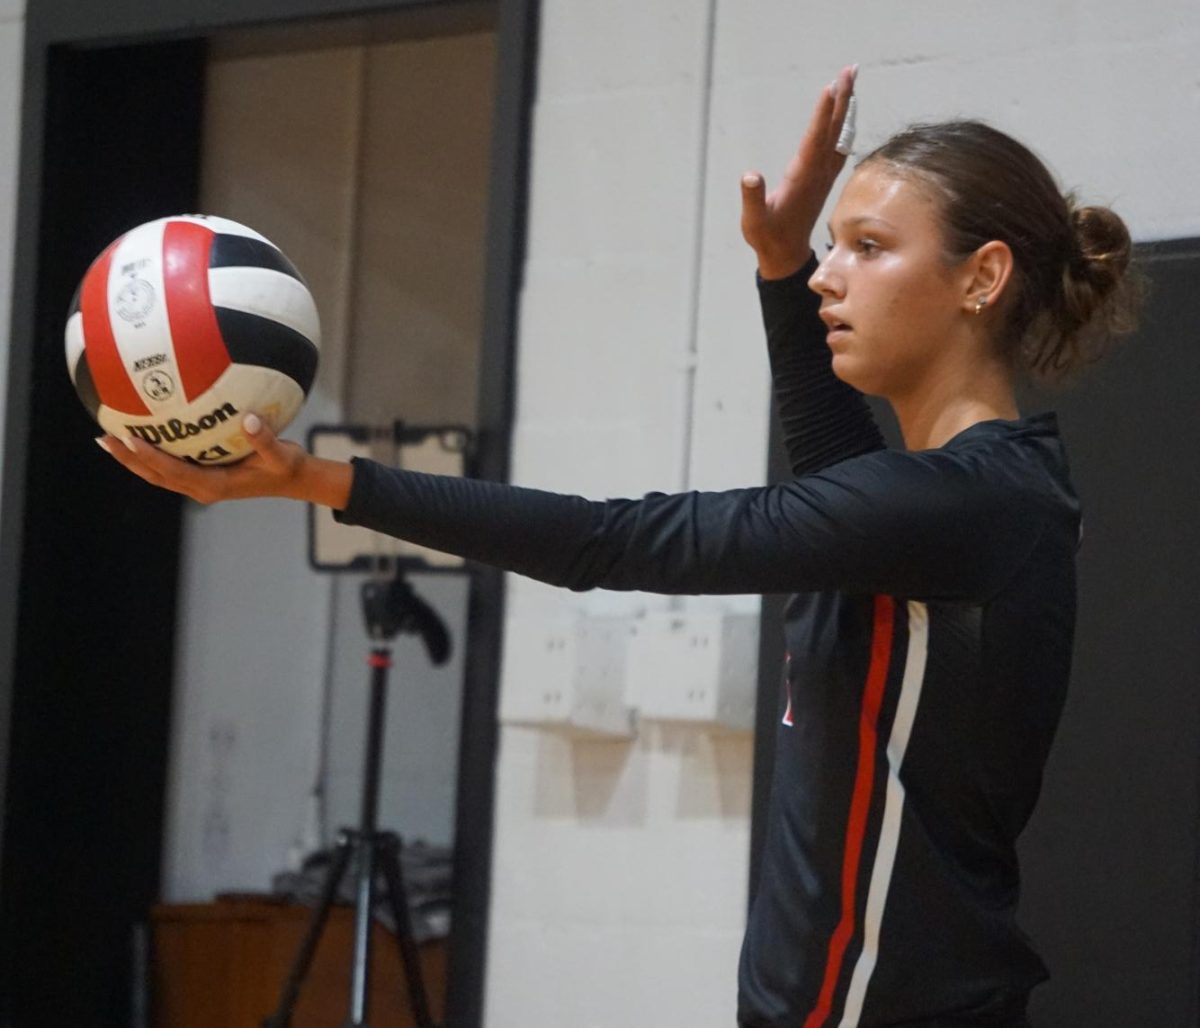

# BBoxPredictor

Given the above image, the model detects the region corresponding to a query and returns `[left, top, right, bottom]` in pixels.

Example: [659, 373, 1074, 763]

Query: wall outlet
[625, 611, 758, 731]
[499, 612, 637, 738]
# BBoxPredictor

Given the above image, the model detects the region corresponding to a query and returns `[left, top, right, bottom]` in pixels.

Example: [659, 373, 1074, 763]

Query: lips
[819, 310, 852, 332]
[826, 326, 851, 346]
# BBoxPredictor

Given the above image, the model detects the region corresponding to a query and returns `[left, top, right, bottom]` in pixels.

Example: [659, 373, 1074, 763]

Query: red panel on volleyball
[81, 240, 151, 416]
[162, 221, 232, 402]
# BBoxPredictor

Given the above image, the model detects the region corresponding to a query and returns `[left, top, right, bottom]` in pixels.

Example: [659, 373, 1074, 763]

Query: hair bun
[1069, 202, 1133, 282]
[1039, 199, 1145, 379]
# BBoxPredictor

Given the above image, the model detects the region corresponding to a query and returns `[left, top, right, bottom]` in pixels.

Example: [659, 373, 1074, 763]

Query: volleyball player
[100, 63, 1143, 1026]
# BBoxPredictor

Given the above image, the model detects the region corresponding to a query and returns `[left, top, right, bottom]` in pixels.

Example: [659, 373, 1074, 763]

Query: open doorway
[159, 13, 495, 1021]
[0, 2, 534, 1025]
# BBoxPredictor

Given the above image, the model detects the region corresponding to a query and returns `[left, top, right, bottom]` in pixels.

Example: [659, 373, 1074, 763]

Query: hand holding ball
[66, 214, 320, 464]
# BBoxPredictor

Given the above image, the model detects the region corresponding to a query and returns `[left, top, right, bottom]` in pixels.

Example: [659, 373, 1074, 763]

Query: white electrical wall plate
[625, 610, 758, 732]
[499, 612, 637, 738]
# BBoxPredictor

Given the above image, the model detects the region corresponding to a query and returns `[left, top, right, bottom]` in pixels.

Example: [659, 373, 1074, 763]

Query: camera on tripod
[265, 422, 473, 1028]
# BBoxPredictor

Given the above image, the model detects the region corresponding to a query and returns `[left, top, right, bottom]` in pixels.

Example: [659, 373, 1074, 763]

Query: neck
[889, 359, 1020, 451]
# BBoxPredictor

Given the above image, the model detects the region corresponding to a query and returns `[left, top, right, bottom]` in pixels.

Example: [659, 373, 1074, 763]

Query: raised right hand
[741, 63, 858, 280]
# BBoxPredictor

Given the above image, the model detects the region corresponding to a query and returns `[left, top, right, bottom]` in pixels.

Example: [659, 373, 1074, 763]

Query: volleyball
[65, 214, 320, 464]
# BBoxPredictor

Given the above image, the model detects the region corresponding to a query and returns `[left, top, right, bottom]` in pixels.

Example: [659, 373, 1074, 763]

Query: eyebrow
[827, 216, 896, 233]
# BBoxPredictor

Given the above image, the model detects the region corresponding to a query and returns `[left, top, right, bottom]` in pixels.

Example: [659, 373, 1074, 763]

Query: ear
[961, 240, 1014, 313]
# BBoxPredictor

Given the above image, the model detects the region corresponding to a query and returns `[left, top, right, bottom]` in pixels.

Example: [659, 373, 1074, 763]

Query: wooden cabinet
[150, 897, 447, 1028]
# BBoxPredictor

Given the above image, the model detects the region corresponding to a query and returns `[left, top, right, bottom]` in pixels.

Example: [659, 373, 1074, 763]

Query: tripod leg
[347, 825, 377, 1026]
[263, 831, 356, 1028]
[377, 834, 437, 1028]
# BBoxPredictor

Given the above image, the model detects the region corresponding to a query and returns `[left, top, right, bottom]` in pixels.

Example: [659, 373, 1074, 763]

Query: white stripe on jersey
[838, 600, 930, 1027]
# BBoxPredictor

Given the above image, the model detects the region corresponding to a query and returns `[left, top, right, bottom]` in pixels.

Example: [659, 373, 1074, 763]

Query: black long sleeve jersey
[334, 252, 1081, 1027]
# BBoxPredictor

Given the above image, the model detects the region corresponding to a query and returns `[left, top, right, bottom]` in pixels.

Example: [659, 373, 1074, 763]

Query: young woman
[100, 65, 1142, 1027]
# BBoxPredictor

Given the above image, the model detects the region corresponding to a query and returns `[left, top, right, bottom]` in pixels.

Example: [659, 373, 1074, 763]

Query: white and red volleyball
[65, 214, 320, 464]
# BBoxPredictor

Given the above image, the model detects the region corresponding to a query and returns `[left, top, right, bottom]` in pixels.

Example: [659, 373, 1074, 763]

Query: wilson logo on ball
[125, 402, 240, 445]
[65, 214, 320, 464]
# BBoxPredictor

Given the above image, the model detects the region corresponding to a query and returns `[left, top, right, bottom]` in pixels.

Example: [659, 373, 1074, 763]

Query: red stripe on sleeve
[803, 594, 896, 1028]
[162, 221, 230, 401]
[80, 239, 151, 416]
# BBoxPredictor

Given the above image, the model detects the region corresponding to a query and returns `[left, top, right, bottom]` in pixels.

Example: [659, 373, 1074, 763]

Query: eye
[824, 239, 880, 255]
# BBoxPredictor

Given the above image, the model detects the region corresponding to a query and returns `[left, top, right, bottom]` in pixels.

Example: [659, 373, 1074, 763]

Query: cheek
[871, 273, 951, 363]
[878, 270, 928, 324]
[828, 303, 938, 396]
[887, 259, 962, 332]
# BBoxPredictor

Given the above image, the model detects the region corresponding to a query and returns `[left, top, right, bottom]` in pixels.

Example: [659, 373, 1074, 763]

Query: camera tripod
[264, 574, 450, 1028]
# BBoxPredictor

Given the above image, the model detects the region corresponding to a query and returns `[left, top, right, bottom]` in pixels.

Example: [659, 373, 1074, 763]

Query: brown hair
[857, 120, 1147, 382]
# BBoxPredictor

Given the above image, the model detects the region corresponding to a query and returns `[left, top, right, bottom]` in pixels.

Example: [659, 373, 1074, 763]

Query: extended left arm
[99, 410, 1043, 602]
[333, 448, 1043, 602]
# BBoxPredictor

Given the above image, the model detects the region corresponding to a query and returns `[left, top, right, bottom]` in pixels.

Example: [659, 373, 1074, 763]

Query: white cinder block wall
[483, 2, 1200, 1025]
[0, 0, 24, 516]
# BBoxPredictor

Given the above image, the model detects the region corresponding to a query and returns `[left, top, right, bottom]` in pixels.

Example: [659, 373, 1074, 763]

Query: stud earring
[974, 295, 988, 315]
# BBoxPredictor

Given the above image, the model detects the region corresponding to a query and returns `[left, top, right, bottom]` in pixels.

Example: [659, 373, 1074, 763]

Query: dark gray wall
[1017, 239, 1200, 1028]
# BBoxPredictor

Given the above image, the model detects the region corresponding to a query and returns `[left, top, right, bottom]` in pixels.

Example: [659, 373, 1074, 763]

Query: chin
[831, 354, 876, 396]
[830, 351, 897, 399]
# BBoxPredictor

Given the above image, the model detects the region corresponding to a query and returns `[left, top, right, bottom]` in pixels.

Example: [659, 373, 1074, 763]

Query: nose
[807, 250, 843, 299]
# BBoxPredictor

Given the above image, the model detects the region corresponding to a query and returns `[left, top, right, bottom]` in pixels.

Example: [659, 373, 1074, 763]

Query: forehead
[829, 164, 939, 232]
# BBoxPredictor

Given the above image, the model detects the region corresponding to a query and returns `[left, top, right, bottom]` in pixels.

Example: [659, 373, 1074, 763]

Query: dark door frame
[0, 2, 537, 1024]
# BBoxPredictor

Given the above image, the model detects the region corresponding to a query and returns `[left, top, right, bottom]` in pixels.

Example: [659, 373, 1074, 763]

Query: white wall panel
[687, 262, 771, 492]
[512, 261, 691, 484]
[525, 88, 704, 263]
[488, 920, 743, 1026]
[536, 0, 708, 97]
[486, 3, 739, 1020]
[486, 728, 750, 1024]
[707, 5, 1200, 256]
